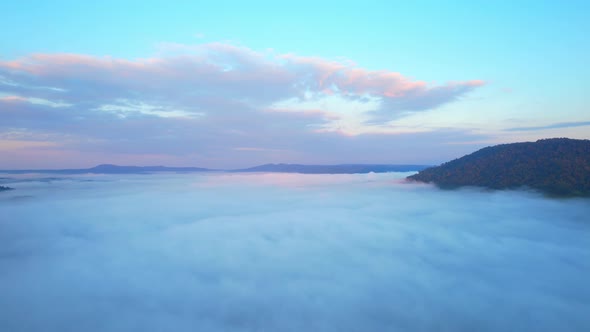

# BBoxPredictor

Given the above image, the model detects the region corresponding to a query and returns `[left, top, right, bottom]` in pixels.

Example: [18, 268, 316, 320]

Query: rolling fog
[1, 172, 589, 332]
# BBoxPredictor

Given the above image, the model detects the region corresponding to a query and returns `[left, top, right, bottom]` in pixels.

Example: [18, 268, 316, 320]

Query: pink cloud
[0, 95, 28, 103]
[0, 42, 487, 168]
[0, 43, 484, 117]
[0, 139, 57, 150]
[265, 108, 341, 121]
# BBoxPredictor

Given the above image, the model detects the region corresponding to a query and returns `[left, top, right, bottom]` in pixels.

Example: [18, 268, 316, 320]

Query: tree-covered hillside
[408, 138, 590, 197]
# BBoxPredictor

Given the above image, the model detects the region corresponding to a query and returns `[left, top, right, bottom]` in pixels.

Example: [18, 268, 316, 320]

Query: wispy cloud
[505, 121, 590, 132]
[0, 43, 485, 167]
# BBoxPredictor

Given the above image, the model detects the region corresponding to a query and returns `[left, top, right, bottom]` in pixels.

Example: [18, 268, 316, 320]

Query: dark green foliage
[408, 138, 590, 197]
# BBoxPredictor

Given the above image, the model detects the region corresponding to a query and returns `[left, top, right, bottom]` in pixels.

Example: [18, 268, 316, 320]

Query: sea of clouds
[1, 172, 589, 332]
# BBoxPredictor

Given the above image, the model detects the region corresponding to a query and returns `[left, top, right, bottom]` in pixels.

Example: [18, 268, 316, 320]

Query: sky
[1, 172, 589, 331]
[1, 0, 589, 169]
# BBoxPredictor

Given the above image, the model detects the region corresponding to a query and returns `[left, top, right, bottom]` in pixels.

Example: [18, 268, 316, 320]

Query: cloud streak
[505, 121, 590, 132]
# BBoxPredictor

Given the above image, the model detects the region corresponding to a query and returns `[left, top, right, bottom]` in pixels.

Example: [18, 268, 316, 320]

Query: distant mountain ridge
[0, 164, 214, 174]
[88, 164, 213, 174]
[408, 138, 590, 197]
[233, 164, 430, 174]
[0, 163, 429, 175]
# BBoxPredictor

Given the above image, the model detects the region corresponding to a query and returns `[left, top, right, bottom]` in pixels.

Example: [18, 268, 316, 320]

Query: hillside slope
[407, 138, 590, 197]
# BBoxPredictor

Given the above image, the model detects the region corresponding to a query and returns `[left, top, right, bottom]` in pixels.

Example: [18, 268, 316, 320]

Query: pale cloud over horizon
[1, 42, 588, 169]
[0, 43, 492, 168]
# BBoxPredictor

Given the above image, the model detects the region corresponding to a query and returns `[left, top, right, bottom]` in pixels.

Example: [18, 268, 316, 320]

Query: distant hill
[0, 185, 14, 192]
[233, 164, 430, 174]
[0, 163, 429, 175]
[86, 164, 213, 174]
[0, 164, 214, 175]
[407, 138, 590, 197]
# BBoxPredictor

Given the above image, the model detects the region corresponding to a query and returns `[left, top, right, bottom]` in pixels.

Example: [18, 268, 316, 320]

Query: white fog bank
[1, 172, 589, 332]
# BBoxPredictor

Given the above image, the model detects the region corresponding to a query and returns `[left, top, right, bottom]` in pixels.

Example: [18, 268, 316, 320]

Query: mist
[1, 172, 589, 331]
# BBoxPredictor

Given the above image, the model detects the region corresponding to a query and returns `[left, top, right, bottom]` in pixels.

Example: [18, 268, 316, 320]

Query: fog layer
[1, 173, 589, 331]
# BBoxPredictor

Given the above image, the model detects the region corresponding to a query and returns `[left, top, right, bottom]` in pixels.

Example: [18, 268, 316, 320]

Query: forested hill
[407, 138, 590, 197]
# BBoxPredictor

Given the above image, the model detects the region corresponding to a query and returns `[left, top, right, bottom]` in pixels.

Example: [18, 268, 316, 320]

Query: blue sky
[1, 0, 588, 168]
